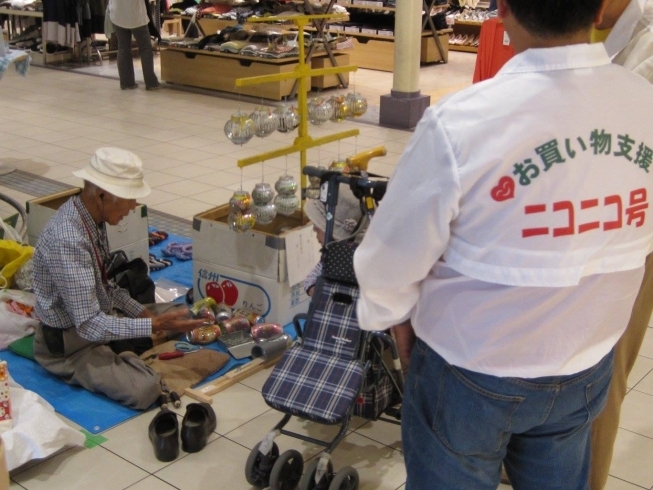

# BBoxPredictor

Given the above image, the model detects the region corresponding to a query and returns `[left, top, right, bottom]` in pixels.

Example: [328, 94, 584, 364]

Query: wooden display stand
[348, 36, 394, 72]
[450, 20, 482, 53]
[347, 31, 450, 72]
[421, 29, 452, 63]
[197, 17, 239, 35]
[160, 48, 307, 100]
[160, 48, 349, 99]
[159, 14, 240, 36]
[311, 52, 349, 89]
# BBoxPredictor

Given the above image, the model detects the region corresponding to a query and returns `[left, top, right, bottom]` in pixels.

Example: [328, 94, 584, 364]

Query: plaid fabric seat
[302, 279, 361, 360]
[262, 347, 363, 424]
[262, 278, 364, 424]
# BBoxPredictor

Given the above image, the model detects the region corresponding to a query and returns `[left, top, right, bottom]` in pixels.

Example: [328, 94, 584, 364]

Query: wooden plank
[184, 356, 281, 404]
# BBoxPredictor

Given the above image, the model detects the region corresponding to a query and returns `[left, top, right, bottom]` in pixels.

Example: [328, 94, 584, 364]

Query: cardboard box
[26, 188, 149, 264]
[192, 205, 321, 326]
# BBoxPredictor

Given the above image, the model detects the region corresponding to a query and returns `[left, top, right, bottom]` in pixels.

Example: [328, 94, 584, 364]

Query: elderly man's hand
[151, 307, 207, 333]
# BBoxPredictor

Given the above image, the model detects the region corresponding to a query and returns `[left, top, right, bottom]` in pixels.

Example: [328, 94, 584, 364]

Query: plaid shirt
[33, 196, 151, 342]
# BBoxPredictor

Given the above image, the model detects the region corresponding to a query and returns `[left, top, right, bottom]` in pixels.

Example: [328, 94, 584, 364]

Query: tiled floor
[1, 49, 652, 490]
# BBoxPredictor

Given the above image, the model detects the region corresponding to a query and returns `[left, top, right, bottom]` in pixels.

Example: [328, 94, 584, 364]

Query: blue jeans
[402, 339, 613, 490]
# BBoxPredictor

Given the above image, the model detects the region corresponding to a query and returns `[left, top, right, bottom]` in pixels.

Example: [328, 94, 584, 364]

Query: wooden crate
[420, 30, 452, 63]
[160, 48, 307, 100]
[311, 53, 350, 89]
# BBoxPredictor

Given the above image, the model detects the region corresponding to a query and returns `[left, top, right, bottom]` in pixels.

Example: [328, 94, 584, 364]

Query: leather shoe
[181, 402, 216, 453]
[148, 409, 179, 462]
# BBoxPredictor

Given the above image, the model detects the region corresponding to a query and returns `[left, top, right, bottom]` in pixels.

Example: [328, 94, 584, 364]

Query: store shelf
[0, 7, 75, 64]
[454, 19, 483, 26]
[336, 0, 452, 71]
[335, 2, 394, 11]
[347, 28, 450, 70]
[449, 44, 477, 53]
[449, 17, 485, 53]
[160, 47, 303, 100]
[160, 47, 349, 99]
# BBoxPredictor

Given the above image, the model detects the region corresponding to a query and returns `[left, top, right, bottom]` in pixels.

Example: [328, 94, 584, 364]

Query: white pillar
[379, 0, 430, 129]
[393, 0, 422, 94]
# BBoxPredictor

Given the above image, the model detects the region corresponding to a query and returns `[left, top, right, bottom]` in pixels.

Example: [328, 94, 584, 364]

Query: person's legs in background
[403, 339, 613, 490]
[131, 24, 160, 90]
[589, 253, 653, 489]
[114, 25, 137, 89]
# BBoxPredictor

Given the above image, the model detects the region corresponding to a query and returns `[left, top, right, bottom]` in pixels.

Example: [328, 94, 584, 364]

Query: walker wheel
[269, 449, 304, 490]
[299, 458, 334, 490]
[245, 441, 279, 488]
[328, 466, 359, 490]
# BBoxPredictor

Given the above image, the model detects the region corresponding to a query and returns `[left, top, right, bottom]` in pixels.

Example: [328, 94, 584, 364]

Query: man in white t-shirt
[354, 0, 653, 488]
[589, 1, 653, 488]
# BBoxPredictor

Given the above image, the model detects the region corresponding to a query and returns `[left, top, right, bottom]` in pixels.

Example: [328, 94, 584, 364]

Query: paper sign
[285, 226, 321, 287]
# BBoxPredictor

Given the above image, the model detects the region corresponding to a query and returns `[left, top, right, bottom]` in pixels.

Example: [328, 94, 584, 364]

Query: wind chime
[222, 83, 368, 232]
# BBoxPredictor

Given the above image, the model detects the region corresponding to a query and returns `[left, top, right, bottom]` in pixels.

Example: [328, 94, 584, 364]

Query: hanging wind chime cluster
[227, 174, 300, 233]
[223, 92, 368, 147]
[222, 91, 367, 233]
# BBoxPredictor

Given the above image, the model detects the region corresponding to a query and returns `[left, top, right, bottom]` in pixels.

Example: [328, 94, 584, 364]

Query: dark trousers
[113, 24, 159, 89]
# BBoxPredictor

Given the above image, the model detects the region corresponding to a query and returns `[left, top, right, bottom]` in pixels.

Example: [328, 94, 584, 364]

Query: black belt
[41, 324, 67, 357]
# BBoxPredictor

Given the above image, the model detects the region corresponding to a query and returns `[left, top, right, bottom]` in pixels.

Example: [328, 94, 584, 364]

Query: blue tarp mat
[1, 231, 296, 434]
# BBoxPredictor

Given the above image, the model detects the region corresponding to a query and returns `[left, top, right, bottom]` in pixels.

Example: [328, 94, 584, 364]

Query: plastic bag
[154, 278, 189, 303]
[0, 290, 39, 350]
[0, 240, 33, 289]
[1, 373, 86, 471]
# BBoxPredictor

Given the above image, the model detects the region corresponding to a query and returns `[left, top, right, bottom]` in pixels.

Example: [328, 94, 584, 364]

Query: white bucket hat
[73, 147, 151, 200]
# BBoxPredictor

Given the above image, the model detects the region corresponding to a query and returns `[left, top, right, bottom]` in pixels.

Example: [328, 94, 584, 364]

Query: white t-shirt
[109, 0, 149, 29]
[354, 43, 653, 378]
[612, 0, 653, 81]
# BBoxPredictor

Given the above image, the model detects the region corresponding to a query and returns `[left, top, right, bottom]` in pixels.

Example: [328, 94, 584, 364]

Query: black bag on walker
[322, 240, 359, 286]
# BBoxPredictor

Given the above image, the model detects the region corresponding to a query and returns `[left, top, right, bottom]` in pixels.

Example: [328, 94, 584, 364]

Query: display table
[348, 30, 451, 72]
[160, 47, 349, 100]
[159, 14, 241, 36]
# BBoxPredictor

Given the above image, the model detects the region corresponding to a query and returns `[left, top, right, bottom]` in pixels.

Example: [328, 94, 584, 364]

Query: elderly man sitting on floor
[31, 147, 205, 410]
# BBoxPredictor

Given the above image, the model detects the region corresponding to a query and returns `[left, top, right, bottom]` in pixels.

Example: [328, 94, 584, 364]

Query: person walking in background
[589, 1, 653, 488]
[109, 0, 161, 90]
[353, 0, 653, 488]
